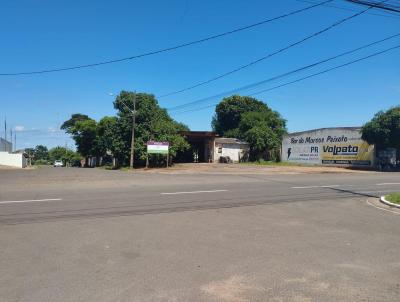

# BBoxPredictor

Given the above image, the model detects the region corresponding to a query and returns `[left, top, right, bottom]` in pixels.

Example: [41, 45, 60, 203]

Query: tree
[48, 146, 81, 166]
[113, 91, 189, 165]
[61, 115, 101, 166]
[239, 111, 286, 161]
[61, 114, 90, 131]
[212, 95, 271, 137]
[361, 106, 400, 150]
[34, 145, 49, 161]
[97, 116, 126, 167]
[212, 95, 286, 161]
[62, 92, 190, 168]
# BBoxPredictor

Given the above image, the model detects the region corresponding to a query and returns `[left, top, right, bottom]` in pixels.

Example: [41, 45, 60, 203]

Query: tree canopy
[212, 95, 271, 137]
[62, 91, 189, 167]
[212, 95, 286, 160]
[361, 106, 400, 150]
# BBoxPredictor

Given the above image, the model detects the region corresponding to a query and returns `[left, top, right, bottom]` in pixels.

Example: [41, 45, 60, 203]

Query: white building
[0, 138, 28, 168]
[214, 137, 249, 163]
[0, 137, 12, 153]
[281, 127, 374, 167]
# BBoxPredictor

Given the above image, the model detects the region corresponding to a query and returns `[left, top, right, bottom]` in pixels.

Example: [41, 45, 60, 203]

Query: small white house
[214, 138, 249, 163]
[0, 139, 28, 168]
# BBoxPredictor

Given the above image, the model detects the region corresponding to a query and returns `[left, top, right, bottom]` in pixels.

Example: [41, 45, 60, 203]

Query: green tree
[239, 111, 286, 160]
[212, 95, 286, 161]
[114, 91, 189, 165]
[361, 106, 400, 150]
[61, 115, 101, 166]
[48, 146, 81, 166]
[212, 95, 270, 137]
[97, 116, 127, 167]
[34, 145, 49, 162]
[61, 114, 90, 131]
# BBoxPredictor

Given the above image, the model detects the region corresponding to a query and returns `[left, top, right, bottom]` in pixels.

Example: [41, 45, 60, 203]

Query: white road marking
[0, 198, 62, 205]
[366, 199, 400, 215]
[161, 190, 228, 195]
[291, 185, 339, 189]
[376, 183, 400, 186]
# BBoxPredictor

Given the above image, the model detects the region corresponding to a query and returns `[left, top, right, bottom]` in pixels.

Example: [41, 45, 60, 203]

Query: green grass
[239, 160, 308, 167]
[385, 193, 400, 204]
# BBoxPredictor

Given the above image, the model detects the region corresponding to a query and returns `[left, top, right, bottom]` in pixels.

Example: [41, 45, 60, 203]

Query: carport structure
[177, 131, 217, 163]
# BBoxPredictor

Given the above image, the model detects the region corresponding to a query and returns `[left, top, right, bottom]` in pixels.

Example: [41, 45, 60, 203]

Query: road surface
[0, 166, 399, 301]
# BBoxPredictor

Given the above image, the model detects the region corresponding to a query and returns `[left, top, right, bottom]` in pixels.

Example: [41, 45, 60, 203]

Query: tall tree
[212, 95, 286, 160]
[239, 111, 286, 160]
[97, 116, 127, 167]
[212, 95, 271, 137]
[113, 91, 189, 165]
[61, 115, 100, 165]
[361, 106, 400, 150]
[60, 114, 90, 131]
[34, 145, 49, 161]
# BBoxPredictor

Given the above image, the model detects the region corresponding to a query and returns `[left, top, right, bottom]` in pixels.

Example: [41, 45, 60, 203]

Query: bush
[33, 159, 51, 165]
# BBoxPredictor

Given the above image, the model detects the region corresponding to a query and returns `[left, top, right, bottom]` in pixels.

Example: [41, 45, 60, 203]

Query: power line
[170, 43, 400, 115]
[159, 2, 384, 98]
[0, 0, 333, 76]
[294, 0, 400, 18]
[168, 31, 400, 112]
[344, 0, 400, 12]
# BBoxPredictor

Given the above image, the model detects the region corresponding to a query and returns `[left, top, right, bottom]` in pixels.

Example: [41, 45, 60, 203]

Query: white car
[54, 160, 63, 167]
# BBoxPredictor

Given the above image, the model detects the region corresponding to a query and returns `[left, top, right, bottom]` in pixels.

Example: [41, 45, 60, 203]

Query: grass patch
[240, 160, 308, 167]
[385, 192, 400, 204]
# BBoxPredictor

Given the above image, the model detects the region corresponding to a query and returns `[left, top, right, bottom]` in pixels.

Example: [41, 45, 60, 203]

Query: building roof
[179, 131, 217, 138]
[286, 127, 361, 137]
[215, 137, 248, 145]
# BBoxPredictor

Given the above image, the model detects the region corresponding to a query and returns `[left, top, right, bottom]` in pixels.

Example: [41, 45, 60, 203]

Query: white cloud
[15, 125, 25, 132]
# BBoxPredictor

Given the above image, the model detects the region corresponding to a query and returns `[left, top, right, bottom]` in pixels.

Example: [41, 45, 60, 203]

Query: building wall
[281, 128, 374, 166]
[0, 138, 12, 153]
[214, 143, 249, 163]
[0, 151, 27, 168]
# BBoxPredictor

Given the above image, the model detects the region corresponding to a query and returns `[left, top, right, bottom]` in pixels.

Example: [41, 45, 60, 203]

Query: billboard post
[146, 141, 169, 168]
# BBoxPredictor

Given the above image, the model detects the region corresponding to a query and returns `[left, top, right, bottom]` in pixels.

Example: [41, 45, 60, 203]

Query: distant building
[214, 137, 249, 163]
[281, 127, 375, 167]
[0, 138, 28, 168]
[177, 131, 249, 163]
[0, 137, 12, 153]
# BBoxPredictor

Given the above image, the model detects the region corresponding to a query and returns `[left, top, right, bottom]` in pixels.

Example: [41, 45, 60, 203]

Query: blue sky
[0, 0, 399, 150]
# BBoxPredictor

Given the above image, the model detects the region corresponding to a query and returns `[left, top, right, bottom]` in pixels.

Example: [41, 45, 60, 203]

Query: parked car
[53, 160, 63, 167]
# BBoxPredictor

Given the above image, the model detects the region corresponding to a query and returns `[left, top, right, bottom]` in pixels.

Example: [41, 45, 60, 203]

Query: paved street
[1, 166, 400, 301]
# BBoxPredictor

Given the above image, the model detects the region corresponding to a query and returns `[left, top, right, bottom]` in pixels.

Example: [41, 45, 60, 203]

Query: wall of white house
[0, 152, 27, 168]
[214, 143, 249, 162]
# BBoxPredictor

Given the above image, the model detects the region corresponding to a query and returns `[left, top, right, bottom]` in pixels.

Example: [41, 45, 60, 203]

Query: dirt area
[139, 163, 374, 175]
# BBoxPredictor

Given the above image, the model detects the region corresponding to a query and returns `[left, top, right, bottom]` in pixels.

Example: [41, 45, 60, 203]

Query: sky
[0, 0, 399, 150]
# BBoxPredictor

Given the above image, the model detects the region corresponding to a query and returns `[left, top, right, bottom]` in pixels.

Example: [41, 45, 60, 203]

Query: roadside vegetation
[240, 160, 305, 167]
[61, 92, 286, 168]
[61, 92, 189, 168]
[385, 193, 400, 204]
[212, 95, 286, 161]
[362, 106, 400, 165]
[26, 145, 80, 166]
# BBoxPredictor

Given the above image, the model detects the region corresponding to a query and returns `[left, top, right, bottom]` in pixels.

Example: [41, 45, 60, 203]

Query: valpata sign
[281, 127, 374, 166]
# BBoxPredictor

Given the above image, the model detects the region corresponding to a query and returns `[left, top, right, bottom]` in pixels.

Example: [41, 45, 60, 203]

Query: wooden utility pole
[129, 92, 136, 169]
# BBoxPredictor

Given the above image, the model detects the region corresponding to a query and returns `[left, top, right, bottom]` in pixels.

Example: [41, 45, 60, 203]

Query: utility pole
[130, 92, 136, 169]
[10, 128, 13, 151]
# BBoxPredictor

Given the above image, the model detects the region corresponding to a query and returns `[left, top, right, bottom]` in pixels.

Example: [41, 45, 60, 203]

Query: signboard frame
[146, 141, 170, 168]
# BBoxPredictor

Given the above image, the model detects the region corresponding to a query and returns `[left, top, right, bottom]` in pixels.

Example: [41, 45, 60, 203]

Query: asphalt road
[1, 166, 400, 301]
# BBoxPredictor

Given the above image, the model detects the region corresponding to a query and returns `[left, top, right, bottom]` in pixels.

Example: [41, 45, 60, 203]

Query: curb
[380, 196, 400, 209]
